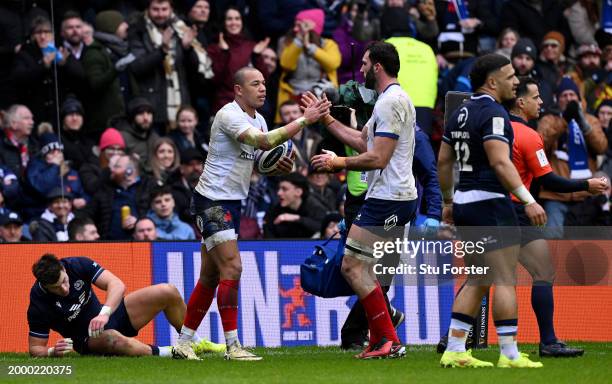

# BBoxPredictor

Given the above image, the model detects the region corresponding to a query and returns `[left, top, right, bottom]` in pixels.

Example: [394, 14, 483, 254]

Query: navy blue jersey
[443, 93, 514, 194]
[28, 257, 104, 340]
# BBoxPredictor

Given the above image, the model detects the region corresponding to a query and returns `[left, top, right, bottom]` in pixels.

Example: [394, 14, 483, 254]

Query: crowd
[1, 0, 611, 243]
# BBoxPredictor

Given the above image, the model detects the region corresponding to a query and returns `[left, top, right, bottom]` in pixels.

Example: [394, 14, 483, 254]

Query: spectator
[188, 0, 216, 47]
[381, 0, 436, 42]
[511, 38, 555, 112]
[29, 187, 75, 242]
[0, 165, 19, 207]
[0, 211, 27, 243]
[536, 31, 568, 94]
[0, 104, 35, 176]
[568, 44, 603, 107]
[59, 11, 88, 101]
[386, 20, 438, 135]
[0, 2, 22, 109]
[59, 97, 96, 170]
[147, 185, 195, 240]
[318, 211, 342, 239]
[82, 10, 131, 138]
[81, 22, 94, 46]
[500, 0, 571, 47]
[263, 172, 327, 238]
[537, 76, 608, 236]
[277, 100, 321, 174]
[167, 147, 204, 223]
[67, 216, 100, 241]
[134, 217, 158, 240]
[565, 0, 599, 47]
[128, 0, 213, 130]
[23, 132, 88, 219]
[334, 0, 380, 85]
[277, 8, 341, 123]
[61, 11, 84, 59]
[12, 16, 77, 127]
[80, 127, 126, 196]
[598, 100, 612, 178]
[307, 168, 337, 212]
[495, 27, 520, 59]
[207, 6, 271, 113]
[255, 0, 311, 42]
[116, 97, 159, 170]
[149, 137, 180, 185]
[86, 154, 155, 240]
[565, 171, 611, 226]
[587, 29, 612, 111]
[260, 47, 281, 127]
[168, 105, 207, 155]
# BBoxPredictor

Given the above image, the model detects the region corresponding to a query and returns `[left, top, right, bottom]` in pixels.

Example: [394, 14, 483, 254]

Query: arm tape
[537, 172, 589, 193]
[242, 118, 306, 149]
[512, 185, 536, 205]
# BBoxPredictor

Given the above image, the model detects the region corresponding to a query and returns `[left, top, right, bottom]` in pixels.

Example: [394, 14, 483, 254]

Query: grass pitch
[1, 343, 610, 384]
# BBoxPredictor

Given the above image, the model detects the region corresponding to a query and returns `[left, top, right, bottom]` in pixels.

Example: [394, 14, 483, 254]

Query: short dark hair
[149, 0, 173, 7]
[470, 53, 511, 91]
[135, 216, 156, 228]
[30, 16, 51, 35]
[62, 10, 82, 23]
[233, 66, 260, 86]
[150, 185, 174, 202]
[279, 100, 299, 110]
[32, 254, 63, 285]
[280, 172, 309, 201]
[68, 217, 95, 240]
[505, 76, 538, 109]
[366, 41, 400, 78]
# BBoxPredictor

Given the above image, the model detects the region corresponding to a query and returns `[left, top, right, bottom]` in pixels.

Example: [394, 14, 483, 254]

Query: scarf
[603, 0, 612, 33]
[41, 209, 74, 242]
[566, 119, 592, 179]
[145, 14, 213, 127]
[94, 31, 130, 58]
[4, 129, 28, 173]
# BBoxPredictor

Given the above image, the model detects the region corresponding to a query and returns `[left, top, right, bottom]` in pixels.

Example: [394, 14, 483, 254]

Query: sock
[360, 284, 399, 344]
[447, 312, 473, 352]
[218, 279, 239, 336]
[149, 345, 159, 355]
[192, 334, 202, 343]
[181, 281, 217, 341]
[224, 329, 239, 347]
[495, 319, 519, 360]
[531, 281, 557, 344]
[159, 346, 173, 357]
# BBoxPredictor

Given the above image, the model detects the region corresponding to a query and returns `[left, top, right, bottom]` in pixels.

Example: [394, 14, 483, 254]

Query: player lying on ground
[28, 254, 224, 357]
[438, 54, 546, 368]
[172, 67, 331, 361]
[437, 78, 607, 357]
[311, 41, 418, 359]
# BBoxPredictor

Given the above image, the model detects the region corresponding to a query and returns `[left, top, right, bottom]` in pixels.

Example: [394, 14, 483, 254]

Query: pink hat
[295, 8, 325, 36]
[99, 127, 126, 151]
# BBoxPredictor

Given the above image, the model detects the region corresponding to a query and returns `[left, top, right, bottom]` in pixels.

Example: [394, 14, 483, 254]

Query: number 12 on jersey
[454, 141, 472, 171]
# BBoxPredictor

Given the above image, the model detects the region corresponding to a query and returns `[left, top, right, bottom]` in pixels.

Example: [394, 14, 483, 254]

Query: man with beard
[310, 42, 417, 359]
[116, 97, 159, 170]
[59, 12, 88, 102]
[568, 43, 604, 108]
[128, 0, 213, 130]
[167, 148, 205, 224]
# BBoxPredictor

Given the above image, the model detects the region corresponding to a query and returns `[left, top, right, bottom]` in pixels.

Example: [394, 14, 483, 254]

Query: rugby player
[172, 67, 331, 360]
[310, 41, 418, 359]
[437, 54, 545, 368]
[27, 254, 224, 357]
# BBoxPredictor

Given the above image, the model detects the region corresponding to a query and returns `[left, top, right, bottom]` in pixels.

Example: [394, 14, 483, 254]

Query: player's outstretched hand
[587, 176, 608, 195]
[50, 338, 74, 357]
[88, 314, 110, 338]
[302, 97, 332, 125]
[311, 149, 344, 172]
[524, 202, 547, 226]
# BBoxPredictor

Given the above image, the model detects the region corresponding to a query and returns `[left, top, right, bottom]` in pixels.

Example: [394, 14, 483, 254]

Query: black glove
[563, 100, 591, 134]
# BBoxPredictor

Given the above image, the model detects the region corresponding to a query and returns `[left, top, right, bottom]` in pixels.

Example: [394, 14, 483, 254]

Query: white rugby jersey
[364, 83, 417, 201]
[195, 101, 267, 200]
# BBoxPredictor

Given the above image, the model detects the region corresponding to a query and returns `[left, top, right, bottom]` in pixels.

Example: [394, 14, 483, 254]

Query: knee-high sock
[531, 281, 556, 344]
[360, 284, 399, 344]
[183, 281, 216, 331]
[218, 279, 239, 332]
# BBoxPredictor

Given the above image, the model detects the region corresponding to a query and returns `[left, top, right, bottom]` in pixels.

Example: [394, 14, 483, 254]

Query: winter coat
[115, 117, 159, 170]
[207, 33, 269, 113]
[500, 0, 571, 46]
[0, 130, 36, 176]
[81, 39, 125, 137]
[263, 196, 327, 238]
[60, 129, 97, 171]
[147, 211, 195, 240]
[166, 169, 193, 224]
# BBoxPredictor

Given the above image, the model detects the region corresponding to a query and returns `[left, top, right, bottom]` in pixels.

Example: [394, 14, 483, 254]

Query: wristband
[48, 347, 55, 357]
[334, 156, 347, 170]
[296, 116, 308, 128]
[512, 185, 536, 205]
[322, 115, 336, 127]
[100, 305, 112, 317]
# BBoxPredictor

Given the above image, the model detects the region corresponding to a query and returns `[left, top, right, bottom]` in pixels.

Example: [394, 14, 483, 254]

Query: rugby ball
[254, 141, 293, 175]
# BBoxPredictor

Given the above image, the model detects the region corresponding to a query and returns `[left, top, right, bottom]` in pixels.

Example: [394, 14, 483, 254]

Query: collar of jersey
[381, 82, 401, 94]
[470, 93, 495, 102]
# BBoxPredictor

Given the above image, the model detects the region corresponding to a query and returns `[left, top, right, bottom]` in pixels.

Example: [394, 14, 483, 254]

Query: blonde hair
[150, 137, 180, 182]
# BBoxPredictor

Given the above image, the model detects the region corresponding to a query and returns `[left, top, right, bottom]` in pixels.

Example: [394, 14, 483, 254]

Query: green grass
[1, 343, 611, 384]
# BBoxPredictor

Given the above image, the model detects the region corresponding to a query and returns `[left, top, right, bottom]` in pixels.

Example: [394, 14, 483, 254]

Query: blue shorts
[75, 299, 138, 355]
[453, 197, 520, 252]
[353, 198, 417, 237]
[513, 202, 545, 246]
[191, 192, 241, 251]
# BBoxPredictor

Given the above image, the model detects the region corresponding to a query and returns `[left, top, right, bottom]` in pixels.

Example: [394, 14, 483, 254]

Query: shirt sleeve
[27, 303, 50, 339]
[482, 109, 512, 144]
[219, 110, 255, 140]
[72, 257, 105, 284]
[523, 132, 553, 178]
[373, 99, 405, 139]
